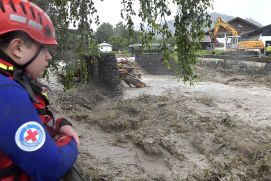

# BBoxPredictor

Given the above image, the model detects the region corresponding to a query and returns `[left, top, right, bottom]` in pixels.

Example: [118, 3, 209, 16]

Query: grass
[113, 51, 132, 58]
[169, 50, 225, 61]
[113, 49, 225, 59]
[196, 49, 224, 56]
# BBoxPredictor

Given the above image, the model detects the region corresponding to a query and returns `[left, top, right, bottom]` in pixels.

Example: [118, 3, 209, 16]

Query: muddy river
[48, 66, 271, 180]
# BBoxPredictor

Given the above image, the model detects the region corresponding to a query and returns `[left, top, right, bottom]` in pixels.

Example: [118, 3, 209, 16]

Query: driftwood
[117, 59, 147, 88]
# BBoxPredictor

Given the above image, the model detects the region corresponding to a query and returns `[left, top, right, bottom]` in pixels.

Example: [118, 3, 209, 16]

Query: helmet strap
[0, 46, 42, 70]
[21, 46, 43, 69]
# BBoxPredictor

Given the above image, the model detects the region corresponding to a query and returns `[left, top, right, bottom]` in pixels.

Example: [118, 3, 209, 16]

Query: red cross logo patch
[15, 122, 46, 152]
[25, 130, 39, 142]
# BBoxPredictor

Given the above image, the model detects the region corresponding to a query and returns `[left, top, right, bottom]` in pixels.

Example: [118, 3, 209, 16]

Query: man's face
[4, 37, 53, 79]
[22, 42, 52, 79]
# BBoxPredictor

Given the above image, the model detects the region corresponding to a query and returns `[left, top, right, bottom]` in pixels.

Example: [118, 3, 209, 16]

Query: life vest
[0, 58, 57, 181]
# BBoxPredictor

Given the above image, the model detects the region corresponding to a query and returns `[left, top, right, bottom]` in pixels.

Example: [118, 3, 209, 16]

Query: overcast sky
[211, 0, 269, 26]
[93, 0, 270, 29]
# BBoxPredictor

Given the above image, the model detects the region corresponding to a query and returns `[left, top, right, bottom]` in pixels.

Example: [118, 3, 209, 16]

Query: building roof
[98, 42, 112, 47]
[242, 24, 271, 37]
[227, 17, 260, 29]
[205, 17, 261, 34]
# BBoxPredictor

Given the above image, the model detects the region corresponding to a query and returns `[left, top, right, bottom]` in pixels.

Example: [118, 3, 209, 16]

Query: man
[266, 43, 271, 56]
[0, 0, 80, 180]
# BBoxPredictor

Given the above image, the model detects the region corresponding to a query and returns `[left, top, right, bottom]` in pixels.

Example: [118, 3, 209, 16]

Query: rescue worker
[266, 43, 271, 56]
[0, 0, 80, 180]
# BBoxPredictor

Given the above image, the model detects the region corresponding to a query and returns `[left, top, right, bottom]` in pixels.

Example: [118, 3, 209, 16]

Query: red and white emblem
[15, 121, 46, 152]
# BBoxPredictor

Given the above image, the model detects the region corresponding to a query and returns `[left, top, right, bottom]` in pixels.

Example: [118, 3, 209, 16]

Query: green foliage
[109, 35, 128, 51]
[59, 69, 75, 91]
[35, 0, 213, 83]
[100, 52, 116, 57]
[95, 23, 114, 43]
[57, 60, 89, 90]
[195, 49, 224, 56]
[114, 51, 132, 58]
[114, 22, 130, 38]
[97, 21, 142, 51]
[87, 40, 100, 56]
[35, 0, 102, 87]
[121, 0, 213, 82]
[108, 22, 130, 51]
[35, 0, 101, 57]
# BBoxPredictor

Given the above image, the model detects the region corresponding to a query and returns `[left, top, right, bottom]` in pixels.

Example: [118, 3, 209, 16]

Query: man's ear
[8, 38, 24, 59]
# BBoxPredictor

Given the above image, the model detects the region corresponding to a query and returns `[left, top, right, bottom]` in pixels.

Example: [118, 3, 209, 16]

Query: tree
[114, 22, 129, 39]
[35, 0, 213, 82]
[109, 35, 127, 51]
[110, 22, 130, 51]
[95, 23, 114, 43]
[108, 22, 135, 51]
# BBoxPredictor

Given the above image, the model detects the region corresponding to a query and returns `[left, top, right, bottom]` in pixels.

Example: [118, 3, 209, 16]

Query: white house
[98, 42, 112, 52]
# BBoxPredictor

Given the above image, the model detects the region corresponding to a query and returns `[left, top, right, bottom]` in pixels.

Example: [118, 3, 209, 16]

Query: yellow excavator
[212, 17, 264, 52]
[211, 17, 240, 50]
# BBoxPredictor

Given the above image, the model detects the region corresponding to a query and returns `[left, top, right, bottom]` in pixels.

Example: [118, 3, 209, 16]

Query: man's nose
[46, 49, 52, 61]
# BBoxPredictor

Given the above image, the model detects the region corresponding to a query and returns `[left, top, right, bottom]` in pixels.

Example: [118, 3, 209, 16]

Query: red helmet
[0, 0, 57, 45]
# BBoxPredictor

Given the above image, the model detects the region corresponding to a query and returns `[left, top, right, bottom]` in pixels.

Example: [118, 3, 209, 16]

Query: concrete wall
[135, 52, 271, 76]
[135, 53, 176, 75]
[199, 57, 271, 75]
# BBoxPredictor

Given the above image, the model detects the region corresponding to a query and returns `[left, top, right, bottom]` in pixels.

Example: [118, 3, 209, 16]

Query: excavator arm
[213, 17, 239, 39]
[211, 17, 264, 54]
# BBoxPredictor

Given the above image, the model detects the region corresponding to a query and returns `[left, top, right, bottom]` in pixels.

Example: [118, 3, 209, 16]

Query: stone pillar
[98, 53, 123, 97]
[84, 55, 99, 83]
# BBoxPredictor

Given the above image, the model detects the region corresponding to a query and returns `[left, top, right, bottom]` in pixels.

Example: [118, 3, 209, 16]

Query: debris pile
[117, 58, 147, 88]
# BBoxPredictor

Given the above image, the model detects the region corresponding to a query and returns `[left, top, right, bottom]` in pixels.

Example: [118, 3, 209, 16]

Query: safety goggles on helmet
[0, 0, 57, 45]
